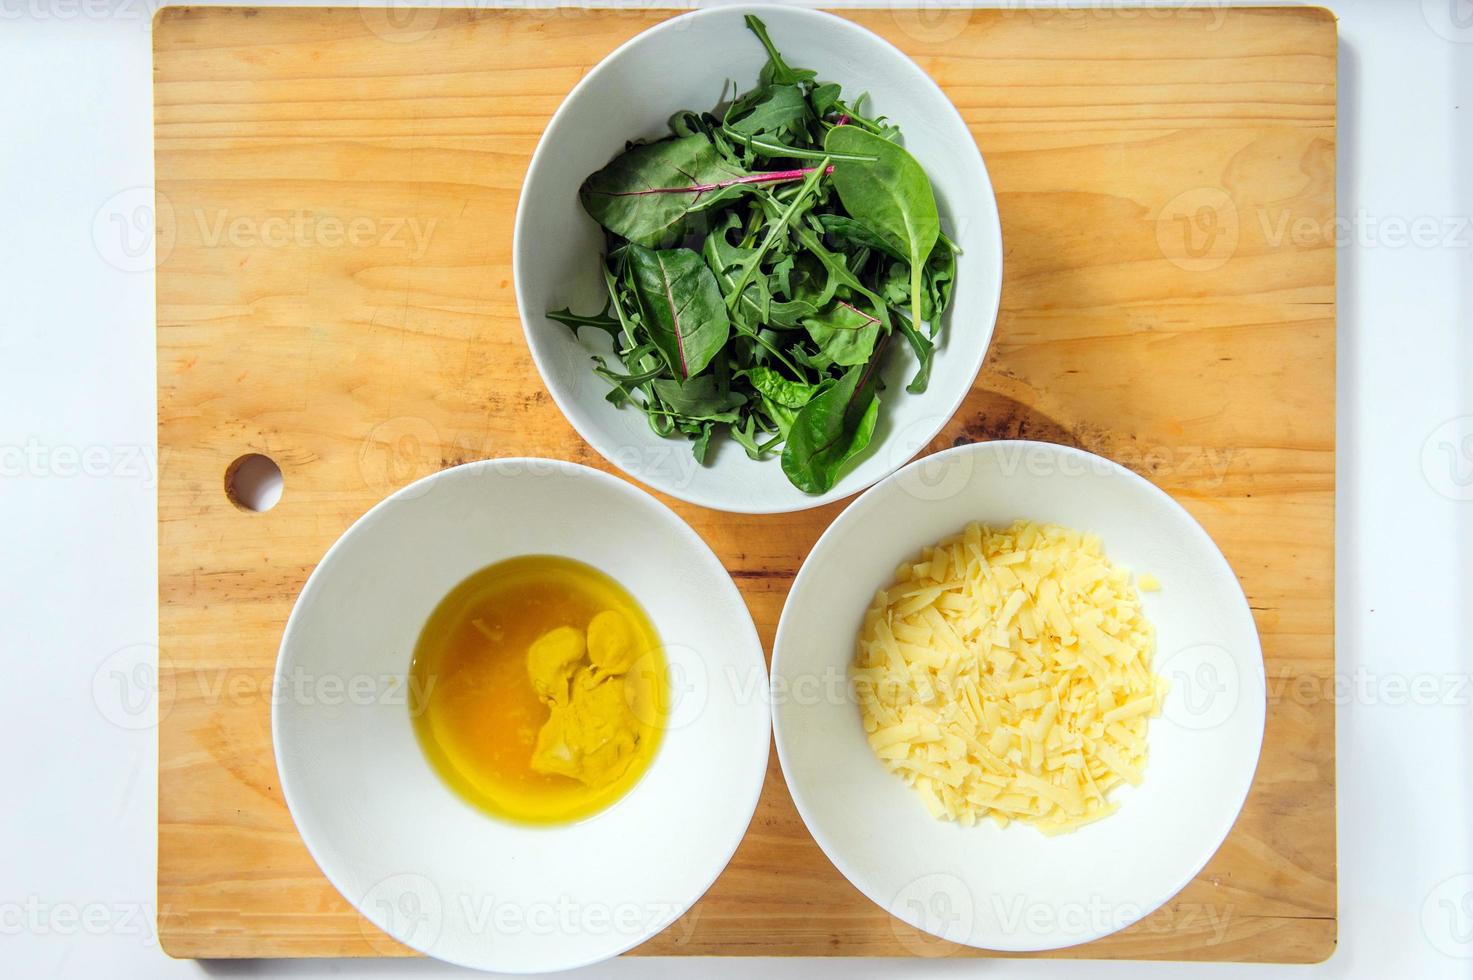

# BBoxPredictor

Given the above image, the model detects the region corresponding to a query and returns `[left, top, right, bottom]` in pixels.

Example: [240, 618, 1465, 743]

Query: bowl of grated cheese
[771, 440, 1264, 952]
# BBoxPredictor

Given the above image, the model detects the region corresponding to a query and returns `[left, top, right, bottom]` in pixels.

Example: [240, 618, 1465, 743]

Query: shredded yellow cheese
[852, 520, 1167, 834]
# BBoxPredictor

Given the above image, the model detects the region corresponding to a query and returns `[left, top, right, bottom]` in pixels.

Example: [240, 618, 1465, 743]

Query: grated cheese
[852, 520, 1167, 834]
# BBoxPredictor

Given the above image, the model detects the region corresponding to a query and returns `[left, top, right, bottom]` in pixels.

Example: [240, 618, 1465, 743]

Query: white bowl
[514, 5, 1002, 514]
[272, 459, 770, 973]
[771, 441, 1265, 952]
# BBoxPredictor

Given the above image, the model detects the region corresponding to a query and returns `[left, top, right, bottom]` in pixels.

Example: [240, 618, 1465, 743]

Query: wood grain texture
[154, 5, 1337, 963]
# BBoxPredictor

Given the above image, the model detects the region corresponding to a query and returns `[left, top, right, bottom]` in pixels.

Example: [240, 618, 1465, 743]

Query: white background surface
[0, 1, 1468, 978]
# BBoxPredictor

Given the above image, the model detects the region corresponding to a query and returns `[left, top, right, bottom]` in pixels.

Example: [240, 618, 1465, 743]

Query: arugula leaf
[626, 245, 731, 380]
[894, 314, 934, 395]
[817, 212, 906, 261]
[745, 15, 816, 87]
[547, 303, 622, 343]
[781, 356, 882, 494]
[726, 84, 809, 137]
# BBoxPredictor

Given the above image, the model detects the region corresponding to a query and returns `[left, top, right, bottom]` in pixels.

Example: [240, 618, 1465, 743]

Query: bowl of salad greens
[514, 5, 1002, 513]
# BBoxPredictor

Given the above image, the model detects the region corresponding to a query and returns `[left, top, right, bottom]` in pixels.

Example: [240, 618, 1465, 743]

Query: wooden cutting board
[155, 5, 1337, 963]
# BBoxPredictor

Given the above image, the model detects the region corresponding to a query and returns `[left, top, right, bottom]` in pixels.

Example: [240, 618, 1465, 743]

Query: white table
[1, 1, 1468, 977]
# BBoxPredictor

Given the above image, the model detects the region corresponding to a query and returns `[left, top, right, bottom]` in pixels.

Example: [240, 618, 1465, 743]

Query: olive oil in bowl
[410, 556, 667, 824]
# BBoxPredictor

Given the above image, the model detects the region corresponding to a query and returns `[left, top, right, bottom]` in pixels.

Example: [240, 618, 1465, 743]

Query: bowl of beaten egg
[771, 440, 1265, 952]
[272, 459, 769, 973]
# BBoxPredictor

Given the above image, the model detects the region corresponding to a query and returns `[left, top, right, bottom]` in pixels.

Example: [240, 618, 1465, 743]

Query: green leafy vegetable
[626, 245, 731, 380]
[781, 352, 884, 494]
[824, 126, 940, 344]
[548, 16, 958, 494]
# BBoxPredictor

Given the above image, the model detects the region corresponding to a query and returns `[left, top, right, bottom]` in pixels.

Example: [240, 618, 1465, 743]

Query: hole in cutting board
[225, 454, 283, 513]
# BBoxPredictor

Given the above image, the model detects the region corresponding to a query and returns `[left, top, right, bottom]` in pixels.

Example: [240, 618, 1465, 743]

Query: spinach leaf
[781, 356, 882, 494]
[626, 245, 731, 380]
[580, 136, 749, 247]
[824, 126, 940, 336]
[802, 299, 881, 367]
[741, 365, 821, 438]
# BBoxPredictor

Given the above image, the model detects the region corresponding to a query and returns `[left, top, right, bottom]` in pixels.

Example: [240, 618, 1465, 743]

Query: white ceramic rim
[270, 457, 770, 972]
[512, 4, 1003, 515]
[770, 439, 1267, 951]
